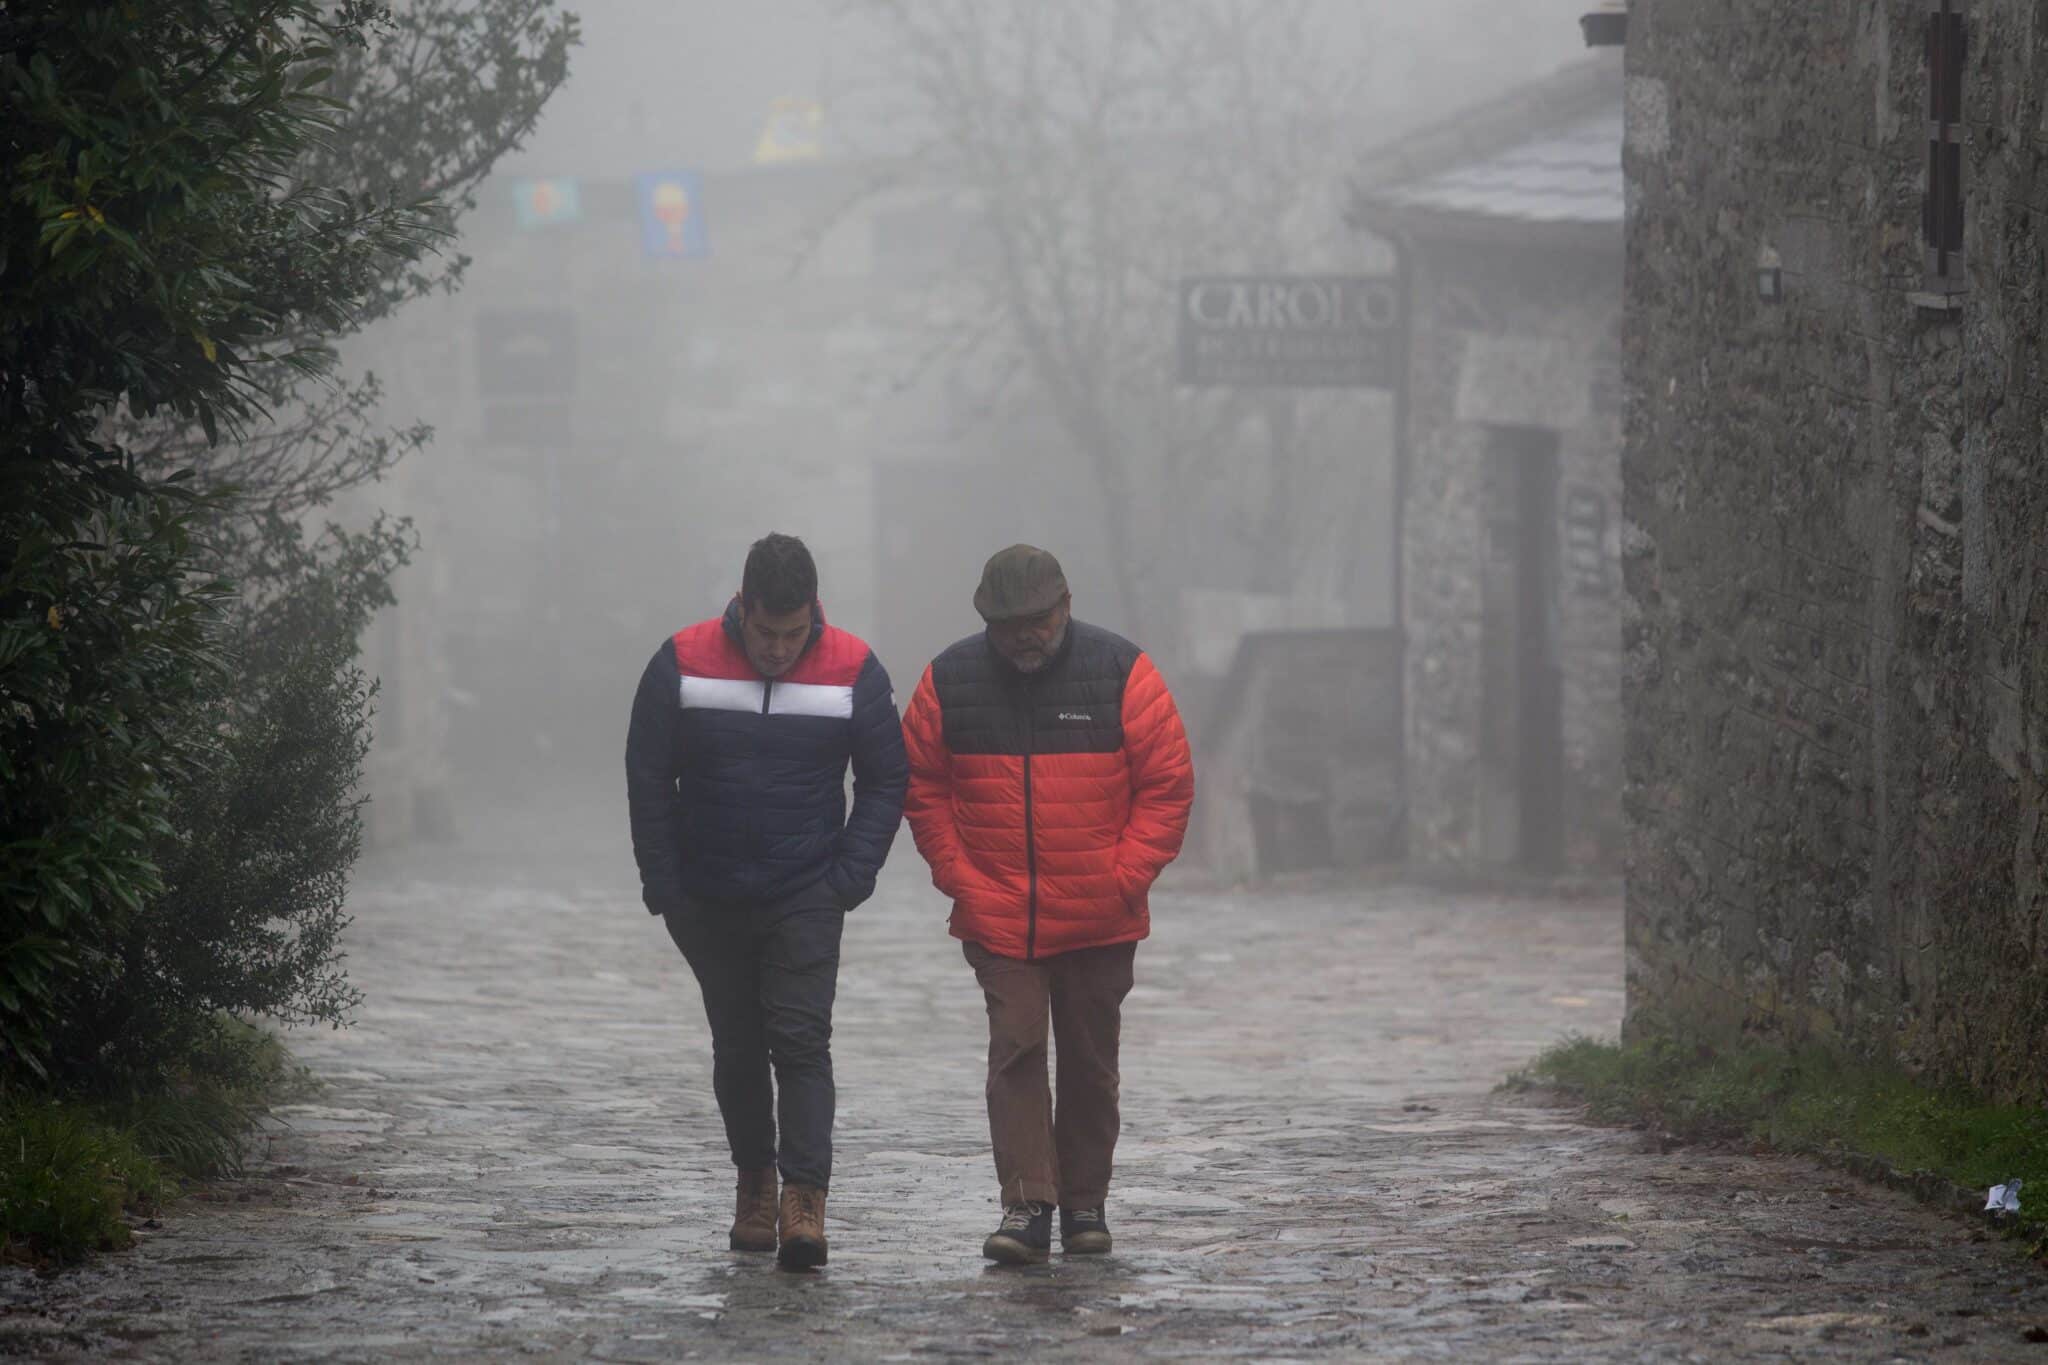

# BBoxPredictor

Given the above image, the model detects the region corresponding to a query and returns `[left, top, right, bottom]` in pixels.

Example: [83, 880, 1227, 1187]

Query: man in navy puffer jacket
[625, 533, 905, 1269]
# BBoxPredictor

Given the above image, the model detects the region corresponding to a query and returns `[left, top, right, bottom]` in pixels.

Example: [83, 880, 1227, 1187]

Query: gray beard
[1003, 620, 1069, 674]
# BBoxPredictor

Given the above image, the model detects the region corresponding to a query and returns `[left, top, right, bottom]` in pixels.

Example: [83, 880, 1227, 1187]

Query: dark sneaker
[1060, 1205, 1112, 1255]
[982, 1201, 1052, 1264]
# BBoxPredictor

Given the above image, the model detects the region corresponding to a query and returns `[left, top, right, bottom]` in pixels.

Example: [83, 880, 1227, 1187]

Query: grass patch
[0, 1019, 314, 1266]
[0, 1102, 168, 1265]
[1510, 1034, 2048, 1200]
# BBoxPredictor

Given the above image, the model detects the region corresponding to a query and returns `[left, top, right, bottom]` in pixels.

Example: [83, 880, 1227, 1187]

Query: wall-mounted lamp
[1756, 246, 1784, 304]
[1580, 1, 1627, 46]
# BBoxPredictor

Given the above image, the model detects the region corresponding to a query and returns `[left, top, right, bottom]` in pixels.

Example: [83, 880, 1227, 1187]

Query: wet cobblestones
[2, 826, 2044, 1361]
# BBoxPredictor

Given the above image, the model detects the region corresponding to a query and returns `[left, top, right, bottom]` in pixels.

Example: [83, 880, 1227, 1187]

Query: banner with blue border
[635, 170, 709, 259]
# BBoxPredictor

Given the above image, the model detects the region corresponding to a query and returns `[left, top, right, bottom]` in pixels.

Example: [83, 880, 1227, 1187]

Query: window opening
[1924, 0, 1967, 295]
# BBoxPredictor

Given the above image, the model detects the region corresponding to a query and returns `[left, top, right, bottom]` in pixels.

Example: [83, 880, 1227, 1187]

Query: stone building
[1621, 1, 2047, 1102]
[1352, 56, 1627, 873]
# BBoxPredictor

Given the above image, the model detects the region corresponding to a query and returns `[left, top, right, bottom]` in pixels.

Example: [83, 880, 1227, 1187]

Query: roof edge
[1351, 202, 1622, 255]
[1345, 53, 1624, 229]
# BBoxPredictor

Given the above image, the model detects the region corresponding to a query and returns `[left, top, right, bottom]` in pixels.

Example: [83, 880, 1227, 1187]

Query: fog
[347, 0, 1607, 877]
[22, 3, 2048, 1347]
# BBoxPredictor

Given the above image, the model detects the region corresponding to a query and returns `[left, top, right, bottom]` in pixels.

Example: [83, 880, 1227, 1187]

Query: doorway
[1478, 427, 1565, 870]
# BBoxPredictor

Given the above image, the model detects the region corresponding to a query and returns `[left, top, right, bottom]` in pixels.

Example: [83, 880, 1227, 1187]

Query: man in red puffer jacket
[901, 544, 1194, 1265]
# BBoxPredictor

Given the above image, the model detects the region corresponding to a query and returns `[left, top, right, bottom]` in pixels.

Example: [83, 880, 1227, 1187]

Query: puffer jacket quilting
[625, 599, 906, 911]
[902, 620, 1194, 959]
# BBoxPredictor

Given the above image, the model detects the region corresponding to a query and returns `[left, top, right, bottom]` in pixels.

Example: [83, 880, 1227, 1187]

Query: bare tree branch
[858, 0, 1363, 654]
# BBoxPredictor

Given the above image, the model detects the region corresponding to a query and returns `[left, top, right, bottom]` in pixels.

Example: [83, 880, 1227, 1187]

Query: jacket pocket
[933, 857, 972, 905]
[823, 867, 871, 912]
[783, 874, 850, 915]
[1115, 861, 1149, 909]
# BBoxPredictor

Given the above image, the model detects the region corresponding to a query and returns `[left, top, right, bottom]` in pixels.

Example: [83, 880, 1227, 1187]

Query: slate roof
[1348, 55, 1623, 245]
[1376, 109, 1622, 226]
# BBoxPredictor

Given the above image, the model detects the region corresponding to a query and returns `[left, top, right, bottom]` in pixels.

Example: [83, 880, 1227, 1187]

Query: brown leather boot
[776, 1183, 828, 1269]
[730, 1166, 778, 1253]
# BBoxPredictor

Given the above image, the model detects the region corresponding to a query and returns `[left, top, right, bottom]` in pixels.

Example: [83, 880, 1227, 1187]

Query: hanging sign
[754, 98, 825, 164]
[512, 177, 581, 229]
[1177, 275, 1400, 388]
[635, 170, 710, 259]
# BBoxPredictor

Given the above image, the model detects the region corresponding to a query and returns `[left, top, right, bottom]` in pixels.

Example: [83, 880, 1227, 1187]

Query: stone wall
[1623, 0, 2048, 1102]
[1403, 241, 1626, 871]
[1194, 629, 1405, 882]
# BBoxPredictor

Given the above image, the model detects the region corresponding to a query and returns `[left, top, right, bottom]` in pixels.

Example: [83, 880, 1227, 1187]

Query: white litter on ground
[1984, 1179, 2022, 1216]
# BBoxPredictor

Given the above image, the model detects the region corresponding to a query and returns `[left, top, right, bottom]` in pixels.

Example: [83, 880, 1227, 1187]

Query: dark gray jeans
[663, 879, 845, 1190]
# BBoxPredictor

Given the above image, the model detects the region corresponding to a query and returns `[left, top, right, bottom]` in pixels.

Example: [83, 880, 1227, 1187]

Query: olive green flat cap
[973, 544, 1069, 622]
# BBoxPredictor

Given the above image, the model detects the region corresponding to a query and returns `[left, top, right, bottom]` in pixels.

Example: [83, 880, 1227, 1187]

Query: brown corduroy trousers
[962, 939, 1137, 1209]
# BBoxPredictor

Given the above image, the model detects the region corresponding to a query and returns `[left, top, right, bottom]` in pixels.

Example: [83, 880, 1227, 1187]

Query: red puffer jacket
[902, 621, 1194, 959]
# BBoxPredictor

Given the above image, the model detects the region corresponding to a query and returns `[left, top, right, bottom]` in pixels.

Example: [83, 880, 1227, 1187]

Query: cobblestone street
[4, 808, 2045, 1361]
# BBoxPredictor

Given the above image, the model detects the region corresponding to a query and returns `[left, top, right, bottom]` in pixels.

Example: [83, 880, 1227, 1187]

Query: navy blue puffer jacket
[625, 600, 907, 910]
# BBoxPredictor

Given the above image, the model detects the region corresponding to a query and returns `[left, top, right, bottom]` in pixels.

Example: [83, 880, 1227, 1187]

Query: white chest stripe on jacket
[680, 676, 767, 713]
[679, 676, 854, 718]
[766, 682, 855, 719]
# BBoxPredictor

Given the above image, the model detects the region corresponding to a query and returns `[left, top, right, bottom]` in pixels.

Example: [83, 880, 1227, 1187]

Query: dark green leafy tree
[46, 514, 409, 1090]
[0, 0, 573, 1091]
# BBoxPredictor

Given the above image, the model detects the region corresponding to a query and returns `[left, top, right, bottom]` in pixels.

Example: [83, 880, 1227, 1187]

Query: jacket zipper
[1023, 701, 1038, 961]
[751, 679, 772, 891]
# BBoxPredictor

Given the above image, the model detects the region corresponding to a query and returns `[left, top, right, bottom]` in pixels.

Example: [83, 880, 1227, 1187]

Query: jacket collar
[722, 596, 827, 672]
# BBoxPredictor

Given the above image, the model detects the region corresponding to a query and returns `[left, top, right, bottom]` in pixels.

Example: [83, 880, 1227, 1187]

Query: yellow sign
[754, 98, 824, 165]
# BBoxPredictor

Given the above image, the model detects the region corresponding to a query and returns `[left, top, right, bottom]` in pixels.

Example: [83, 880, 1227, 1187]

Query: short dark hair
[741, 533, 818, 615]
